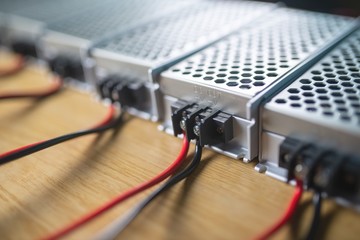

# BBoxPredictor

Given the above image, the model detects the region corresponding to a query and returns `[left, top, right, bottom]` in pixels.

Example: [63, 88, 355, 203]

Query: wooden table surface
[0, 52, 359, 240]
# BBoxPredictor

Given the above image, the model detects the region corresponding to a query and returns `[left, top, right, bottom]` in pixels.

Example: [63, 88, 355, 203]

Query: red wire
[43, 135, 190, 240]
[0, 54, 25, 77]
[255, 180, 303, 240]
[0, 105, 116, 160]
[0, 76, 63, 100]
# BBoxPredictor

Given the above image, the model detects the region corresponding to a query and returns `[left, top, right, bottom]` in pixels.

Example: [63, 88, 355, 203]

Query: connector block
[98, 75, 147, 109]
[171, 100, 234, 144]
[280, 137, 360, 203]
[49, 56, 84, 80]
[194, 108, 233, 147]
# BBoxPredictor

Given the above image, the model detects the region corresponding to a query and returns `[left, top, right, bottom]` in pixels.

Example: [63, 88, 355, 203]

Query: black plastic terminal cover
[279, 137, 360, 203]
[195, 108, 233, 147]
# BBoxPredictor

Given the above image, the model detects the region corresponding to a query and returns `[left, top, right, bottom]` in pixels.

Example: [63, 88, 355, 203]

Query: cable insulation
[0, 105, 117, 163]
[43, 135, 190, 240]
[0, 76, 62, 100]
[255, 180, 303, 240]
[94, 140, 202, 240]
[305, 192, 322, 240]
[0, 54, 25, 77]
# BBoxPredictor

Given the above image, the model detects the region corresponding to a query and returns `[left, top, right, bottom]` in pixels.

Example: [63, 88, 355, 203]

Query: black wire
[306, 191, 322, 240]
[96, 140, 203, 239]
[0, 110, 124, 165]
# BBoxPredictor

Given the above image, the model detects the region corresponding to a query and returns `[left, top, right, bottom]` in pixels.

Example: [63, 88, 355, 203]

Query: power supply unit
[0, 0, 45, 46]
[89, 0, 276, 121]
[260, 27, 360, 206]
[0, 0, 106, 57]
[159, 8, 358, 162]
[39, 0, 196, 87]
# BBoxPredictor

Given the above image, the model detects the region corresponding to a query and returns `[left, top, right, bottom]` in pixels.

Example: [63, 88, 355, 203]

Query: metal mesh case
[39, 0, 195, 85]
[90, 0, 275, 121]
[160, 8, 357, 161]
[261, 28, 360, 180]
[1, 0, 105, 47]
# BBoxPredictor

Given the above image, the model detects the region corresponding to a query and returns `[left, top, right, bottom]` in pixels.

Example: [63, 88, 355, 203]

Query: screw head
[193, 124, 200, 136]
[180, 119, 186, 131]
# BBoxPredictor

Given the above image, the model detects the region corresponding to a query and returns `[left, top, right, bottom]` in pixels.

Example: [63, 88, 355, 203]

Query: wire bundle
[43, 134, 191, 240]
[0, 104, 119, 165]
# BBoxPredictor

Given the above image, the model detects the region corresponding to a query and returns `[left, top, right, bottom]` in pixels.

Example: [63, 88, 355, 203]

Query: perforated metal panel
[163, 9, 354, 98]
[267, 29, 360, 128]
[96, 1, 274, 63]
[0, 0, 44, 13]
[47, 0, 194, 40]
[10, 0, 106, 22]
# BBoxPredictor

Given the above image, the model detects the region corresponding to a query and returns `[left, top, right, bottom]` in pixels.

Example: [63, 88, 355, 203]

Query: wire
[305, 191, 322, 240]
[0, 76, 62, 100]
[42, 134, 190, 240]
[255, 180, 304, 240]
[0, 105, 118, 164]
[94, 140, 203, 240]
[0, 54, 25, 77]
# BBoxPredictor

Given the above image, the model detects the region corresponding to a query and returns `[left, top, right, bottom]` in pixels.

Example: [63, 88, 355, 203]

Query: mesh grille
[164, 9, 353, 97]
[96, 1, 273, 62]
[0, 0, 47, 13]
[271, 29, 360, 126]
[47, 0, 192, 39]
[11, 0, 104, 22]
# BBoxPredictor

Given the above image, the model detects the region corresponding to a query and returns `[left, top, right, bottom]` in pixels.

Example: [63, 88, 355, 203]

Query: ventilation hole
[254, 75, 265, 80]
[229, 76, 239, 80]
[341, 82, 354, 87]
[334, 99, 345, 104]
[306, 107, 317, 112]
[314, 82, 326, 87]
[301, 85, 313, 90]
[206, 71, 215, 75]
[291, 103, 301, 108]
[303, 92, 314, 97]
[253, 81, 265, 86]
[215, 79, 225, 84]
[280, 65, 289, 68]
[320, 103, 331, 108]
[339, 76, 350, 81]
[304, 99, 315, 104]
[311, 70, 321, 75]
[230, 71, 239, 74]
[288, 88, 300, 94]
[329, 85, 341, 90]
[255, 70, 264, 74]
[344, 88, 356, 94]
[172, 69, 180, 72]
[325, 73, 336, 78]
[241, 73, 252, 77]
[300, 79, 311, 84]
[312, 76, 324, 81]
[331, 92, 343, 97]
[318, 95, 329, 100]
[195, 69, 203, 72]
[227, 81, 239, 87]
[267, 67, 277, 71]
[323, 111, 334, 116]
[239, 84, 251, 89]
[183, 71, 191, 75]
[326, 79, 338, 84]
[275, 99, 286, 104]
[337, 107, 348, 112]
[340, 115, 351, 121]
[193, 74, 202, 78]
[204, 76, 213, 80]
[267, 73, 278, 77]
[217, 74, 226, 77]
[289, 95, 300, 101]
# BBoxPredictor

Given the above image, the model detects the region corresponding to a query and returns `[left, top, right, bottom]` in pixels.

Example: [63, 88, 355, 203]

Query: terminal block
[279, 137, 360, 203]
[171, 100, 234, 144]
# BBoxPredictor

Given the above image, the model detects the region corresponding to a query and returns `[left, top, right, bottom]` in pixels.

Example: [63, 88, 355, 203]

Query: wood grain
[0, 53, 359, 240]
